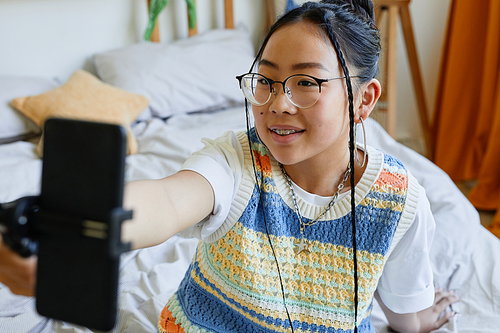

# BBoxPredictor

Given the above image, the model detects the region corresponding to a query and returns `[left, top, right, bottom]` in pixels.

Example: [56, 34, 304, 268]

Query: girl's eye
[256, 77, 270, 86]
[297, 79, 317, 87]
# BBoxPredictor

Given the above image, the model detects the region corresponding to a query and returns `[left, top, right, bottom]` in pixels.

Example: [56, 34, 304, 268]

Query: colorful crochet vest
[160, 128, 419, 333]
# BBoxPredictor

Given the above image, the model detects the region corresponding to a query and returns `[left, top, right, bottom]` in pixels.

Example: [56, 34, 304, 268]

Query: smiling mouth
[271, 129, 304, 136]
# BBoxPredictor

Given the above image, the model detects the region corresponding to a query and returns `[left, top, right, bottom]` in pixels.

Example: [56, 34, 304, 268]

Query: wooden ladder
[374, 0, 433, 157]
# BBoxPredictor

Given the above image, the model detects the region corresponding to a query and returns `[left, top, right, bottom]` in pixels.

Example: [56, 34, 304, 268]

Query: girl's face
[253, 21, 352, 168]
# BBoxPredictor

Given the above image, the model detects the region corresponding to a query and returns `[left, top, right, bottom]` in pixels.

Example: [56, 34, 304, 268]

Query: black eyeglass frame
[236, 73, 360, 108]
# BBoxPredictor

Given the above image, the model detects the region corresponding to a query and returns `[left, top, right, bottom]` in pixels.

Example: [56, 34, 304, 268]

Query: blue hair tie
[286, 0, 298, 12]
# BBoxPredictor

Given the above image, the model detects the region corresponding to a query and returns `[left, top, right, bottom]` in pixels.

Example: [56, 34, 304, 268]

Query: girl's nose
[269, 84, 296, 114]
[272, 86, 293, 99]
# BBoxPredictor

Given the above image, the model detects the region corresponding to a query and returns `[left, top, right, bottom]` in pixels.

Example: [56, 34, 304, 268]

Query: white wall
[0, 0, 450, 145]
[0, 0, 143, 80]
[0, 0, 264, 81]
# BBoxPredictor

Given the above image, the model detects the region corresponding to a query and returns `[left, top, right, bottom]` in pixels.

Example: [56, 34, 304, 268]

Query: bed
[0, 1, 498, 332]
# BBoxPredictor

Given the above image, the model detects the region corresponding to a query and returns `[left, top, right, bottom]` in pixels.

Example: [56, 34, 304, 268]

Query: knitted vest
[163, 128, 419, 333]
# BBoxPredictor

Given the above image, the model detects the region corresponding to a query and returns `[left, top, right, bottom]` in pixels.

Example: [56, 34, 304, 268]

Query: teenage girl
[0, 1, 459, 332]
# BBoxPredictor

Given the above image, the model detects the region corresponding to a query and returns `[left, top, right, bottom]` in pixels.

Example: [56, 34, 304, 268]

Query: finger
[435, 290, 457, 304]
[435, 295, 460, 314]
[438, 290, 460, 304]
[434, 310, 456, 329]
[9, 285, 35, 297]
[433, 288, 455, 303]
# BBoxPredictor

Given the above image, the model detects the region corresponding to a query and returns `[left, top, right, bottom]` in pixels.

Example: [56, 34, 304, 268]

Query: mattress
[0, 108, 498, 332]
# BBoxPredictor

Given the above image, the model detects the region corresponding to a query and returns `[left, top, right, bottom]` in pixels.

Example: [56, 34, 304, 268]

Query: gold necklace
[280, 164, 351, 255]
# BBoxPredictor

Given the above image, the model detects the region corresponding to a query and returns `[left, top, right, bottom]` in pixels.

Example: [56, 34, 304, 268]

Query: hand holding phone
[0, 118, 132, 331]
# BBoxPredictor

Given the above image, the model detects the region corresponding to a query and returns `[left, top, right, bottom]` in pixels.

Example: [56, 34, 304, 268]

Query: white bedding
[0, 109, 498, 332]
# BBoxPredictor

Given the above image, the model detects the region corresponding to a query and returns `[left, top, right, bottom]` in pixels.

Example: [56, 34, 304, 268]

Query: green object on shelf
[186, 0, 197, 30]
[144, 0, 197, 41]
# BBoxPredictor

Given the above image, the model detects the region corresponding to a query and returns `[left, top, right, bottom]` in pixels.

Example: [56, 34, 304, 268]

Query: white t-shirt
[180, 131, 435, 314]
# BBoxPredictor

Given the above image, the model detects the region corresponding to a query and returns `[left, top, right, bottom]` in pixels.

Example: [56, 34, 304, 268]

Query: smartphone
[35, 118, 130, 331]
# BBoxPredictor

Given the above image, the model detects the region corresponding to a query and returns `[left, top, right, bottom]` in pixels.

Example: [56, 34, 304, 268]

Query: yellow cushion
[10, 70, 149, 156]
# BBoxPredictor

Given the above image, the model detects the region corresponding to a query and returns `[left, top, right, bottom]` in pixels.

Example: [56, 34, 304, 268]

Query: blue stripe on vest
[177, 259, 375, 333]
[177, 259, 294, 332]
[239, 187, 400, 256]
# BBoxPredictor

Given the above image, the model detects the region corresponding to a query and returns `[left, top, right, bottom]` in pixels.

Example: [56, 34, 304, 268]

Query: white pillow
[0, 76, 58, 144]
[93, 29, 255, 120]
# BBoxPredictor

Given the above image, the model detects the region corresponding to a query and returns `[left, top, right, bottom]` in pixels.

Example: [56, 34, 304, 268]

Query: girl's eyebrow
[259, 59, 278, 69]
[259, 59, 330, 72]
[292, 62, 330, 72]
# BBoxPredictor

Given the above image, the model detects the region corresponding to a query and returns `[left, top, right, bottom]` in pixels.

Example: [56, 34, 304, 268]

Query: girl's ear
[356, 78, 381, 122]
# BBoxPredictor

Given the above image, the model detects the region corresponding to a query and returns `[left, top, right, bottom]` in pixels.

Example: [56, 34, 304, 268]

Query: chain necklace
[279, 163, 351, 255]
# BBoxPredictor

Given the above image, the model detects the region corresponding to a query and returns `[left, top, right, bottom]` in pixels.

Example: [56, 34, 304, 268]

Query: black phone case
[35, 118, 128, 331]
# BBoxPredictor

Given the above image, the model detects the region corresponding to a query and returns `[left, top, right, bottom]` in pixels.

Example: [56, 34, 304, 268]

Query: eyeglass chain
[279, 163, 351, 255]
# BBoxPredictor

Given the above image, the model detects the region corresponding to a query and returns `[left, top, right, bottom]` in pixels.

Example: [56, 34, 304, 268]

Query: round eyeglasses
[236, 73, 356, 108]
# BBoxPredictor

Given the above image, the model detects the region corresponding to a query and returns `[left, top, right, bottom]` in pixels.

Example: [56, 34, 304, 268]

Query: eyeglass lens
[240, 74, 321, 108]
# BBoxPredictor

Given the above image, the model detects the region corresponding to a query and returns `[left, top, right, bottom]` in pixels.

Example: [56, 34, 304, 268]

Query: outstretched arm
[121, 170, 214, 249]
[375, 289, 459, 333]
[0, 170, 215, 296]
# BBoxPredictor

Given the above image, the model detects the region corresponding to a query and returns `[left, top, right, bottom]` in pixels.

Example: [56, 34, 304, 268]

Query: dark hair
[245, 1, 380, 332]
[251, 0, 380, 83]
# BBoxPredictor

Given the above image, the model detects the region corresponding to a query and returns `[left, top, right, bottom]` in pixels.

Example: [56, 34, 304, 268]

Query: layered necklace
[279, 164, 351, 255]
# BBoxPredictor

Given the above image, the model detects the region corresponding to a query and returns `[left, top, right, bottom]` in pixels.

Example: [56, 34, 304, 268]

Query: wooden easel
[374, 0, 433, 157]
